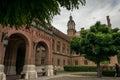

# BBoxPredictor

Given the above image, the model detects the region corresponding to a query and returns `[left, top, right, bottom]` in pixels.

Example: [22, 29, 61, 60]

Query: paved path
[33, 72, 120, 80]
[7, 72, 120, 80]
[48, 76, 120, 80]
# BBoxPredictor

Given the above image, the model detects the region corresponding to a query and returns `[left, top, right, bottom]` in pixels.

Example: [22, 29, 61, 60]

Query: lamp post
[1, 32, 9, 48]
[3, 36, 8, 48]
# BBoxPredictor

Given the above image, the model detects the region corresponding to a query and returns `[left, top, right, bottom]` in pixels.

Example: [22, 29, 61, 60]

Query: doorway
[4, 34, 26, 79]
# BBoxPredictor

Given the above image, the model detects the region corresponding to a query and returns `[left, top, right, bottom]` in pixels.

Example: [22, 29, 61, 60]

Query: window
[67, 48, 69, 54]
[41, 58, 45, 65]
[62, 43, 65, 53]
[63, 60, 65, 65]
[57, 59, 60, 66]
[67, 59, 70, 65]
[75, 60, 78, 65]
[84, 59, 88, 65]
[52, 39, 55, 51]
[52, 58, 54, 65]
[57, 41, 60, 53]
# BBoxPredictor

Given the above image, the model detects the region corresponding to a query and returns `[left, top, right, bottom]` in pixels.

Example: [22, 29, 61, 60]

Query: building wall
[71, 56, 95, 66]
[0, 23, 118, 73]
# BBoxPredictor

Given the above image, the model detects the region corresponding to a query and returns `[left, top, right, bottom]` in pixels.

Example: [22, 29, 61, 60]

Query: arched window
[57, 59, 60, 66]
[52, 39, 55, 51]
[62, 43, 65, 53]
[57, 41, 60, 53]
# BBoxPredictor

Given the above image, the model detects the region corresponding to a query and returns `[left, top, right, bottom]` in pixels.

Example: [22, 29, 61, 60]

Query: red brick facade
[0, 16, 118, 79]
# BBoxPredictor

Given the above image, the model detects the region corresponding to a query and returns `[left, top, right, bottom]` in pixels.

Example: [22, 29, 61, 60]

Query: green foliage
[70, 37, 81, 54]
[0, 0, 86, 27]
[71, 21, 120, 64]
[102, 66, 115, 71]
[112, 32, 120, 45]
[64, 66, 97, 72]
[111, 28, 119, 33]
[90, 21, 109, 33]
[101, 60, 110, 64]
[102, 71, 115, 77]
[80, 29, 89, 38]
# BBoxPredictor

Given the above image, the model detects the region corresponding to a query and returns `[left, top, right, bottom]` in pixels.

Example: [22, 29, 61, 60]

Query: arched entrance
[4, 33, 27, 79]
[35, 41, 48, 73]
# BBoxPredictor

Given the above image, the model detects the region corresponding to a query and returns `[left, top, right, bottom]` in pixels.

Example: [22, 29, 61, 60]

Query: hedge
[64, 66, 97, 72]
[102, 71, 116, 77]
[64, 66, 117, 77]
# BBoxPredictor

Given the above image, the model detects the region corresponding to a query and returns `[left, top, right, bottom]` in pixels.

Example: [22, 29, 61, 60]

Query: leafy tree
[0, 0, 85, 28]
[70, 21, 120, 77]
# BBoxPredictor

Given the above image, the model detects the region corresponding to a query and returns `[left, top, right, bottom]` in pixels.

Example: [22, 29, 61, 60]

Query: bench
[37, 71, 46, 77]
[20, 71, 46, 78]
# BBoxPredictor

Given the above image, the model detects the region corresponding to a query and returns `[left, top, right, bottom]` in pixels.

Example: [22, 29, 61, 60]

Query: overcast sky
[52, 0, 120, 34]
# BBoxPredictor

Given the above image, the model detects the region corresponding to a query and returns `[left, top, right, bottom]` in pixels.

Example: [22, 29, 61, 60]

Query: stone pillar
[6, 44, 17, 75]
[22, 65, 37, 79]
[45, 40, 54, 76]
[23, 42, 37, 79]
[0, 31, 6, 80]
[0, 64, 6, 80]
[45, 65, 54, 76]
[0, 43, 4, 65]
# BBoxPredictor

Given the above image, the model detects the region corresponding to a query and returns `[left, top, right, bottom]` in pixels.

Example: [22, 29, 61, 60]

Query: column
[8, 44, 17, 75]
[22, 42, 37, 79]
[0, 42, 6, 80]
[45, 41, 54, 76]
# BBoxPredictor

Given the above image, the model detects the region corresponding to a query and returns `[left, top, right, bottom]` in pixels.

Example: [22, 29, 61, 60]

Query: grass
[57, 70, 97, 76]
[74, 73, 97, 76]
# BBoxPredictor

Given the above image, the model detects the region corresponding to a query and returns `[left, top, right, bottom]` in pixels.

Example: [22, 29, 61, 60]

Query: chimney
[106, 16, 111, 28]
[81, 27, 84, 31]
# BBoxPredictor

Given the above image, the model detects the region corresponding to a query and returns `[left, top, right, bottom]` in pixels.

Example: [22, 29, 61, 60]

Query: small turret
[67, 15, 76, 38]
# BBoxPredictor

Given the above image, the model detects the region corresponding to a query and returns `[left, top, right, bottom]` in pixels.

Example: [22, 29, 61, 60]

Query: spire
[69, 13, 72, 20]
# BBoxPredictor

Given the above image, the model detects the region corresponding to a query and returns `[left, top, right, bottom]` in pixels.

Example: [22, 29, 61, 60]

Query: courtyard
[33, 72, 120, 80]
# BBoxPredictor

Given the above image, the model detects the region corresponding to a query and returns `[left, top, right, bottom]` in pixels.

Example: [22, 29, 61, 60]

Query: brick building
[0, 16, 118, 79]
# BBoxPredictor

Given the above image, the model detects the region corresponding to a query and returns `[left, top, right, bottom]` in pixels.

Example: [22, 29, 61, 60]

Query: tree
[70, 21, 120, 77]
[0, 0, 85, 28]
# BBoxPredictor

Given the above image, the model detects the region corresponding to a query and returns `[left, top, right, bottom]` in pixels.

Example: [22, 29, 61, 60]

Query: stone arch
[7, 31, 31, 47]
[35, 41, 49, 66]
[7, 30, 33, 64]
[35, 40, 50, 73]
[3, 31, 32, 79]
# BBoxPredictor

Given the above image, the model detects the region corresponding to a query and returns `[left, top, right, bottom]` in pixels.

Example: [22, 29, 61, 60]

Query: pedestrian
[115, 63, 120, 77]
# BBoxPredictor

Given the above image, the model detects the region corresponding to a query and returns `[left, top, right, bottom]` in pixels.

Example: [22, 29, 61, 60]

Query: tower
[106, 16, 112, 28]
[67, 15, 76, 38]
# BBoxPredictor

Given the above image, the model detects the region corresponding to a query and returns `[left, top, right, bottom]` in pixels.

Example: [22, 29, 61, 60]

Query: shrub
[101, 65, 115, 71]
[102, 71, 115, 77]
[64, 66, 97, 72]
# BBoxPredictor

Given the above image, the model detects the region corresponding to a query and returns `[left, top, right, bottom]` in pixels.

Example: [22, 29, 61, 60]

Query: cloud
[52, 0, 120, 34]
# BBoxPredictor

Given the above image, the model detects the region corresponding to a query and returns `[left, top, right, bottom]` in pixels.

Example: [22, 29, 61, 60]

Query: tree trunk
[97, 62, 102, 77]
